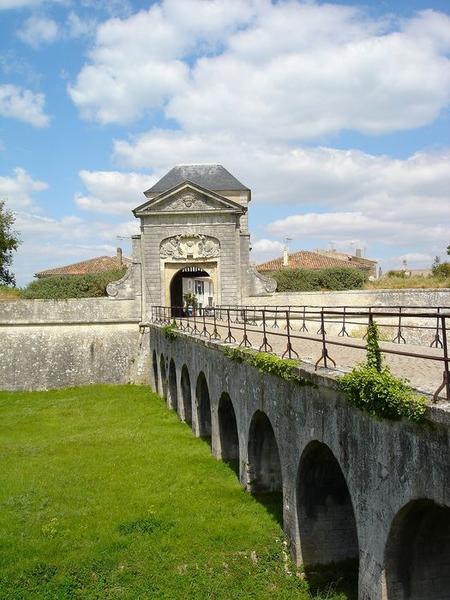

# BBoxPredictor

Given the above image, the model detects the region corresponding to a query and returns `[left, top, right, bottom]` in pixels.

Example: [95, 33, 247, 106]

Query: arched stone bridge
[149, 324, 450, 600]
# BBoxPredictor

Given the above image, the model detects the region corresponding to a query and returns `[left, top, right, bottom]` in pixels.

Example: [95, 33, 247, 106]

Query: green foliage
[339, 320, 426, 422]
[366, 321, 382, 372]
[183, 292, 198, 309]
[267, 267, 367, 292]
[386, 270, 407, 279]
[223, 346, 314, 386]
[162, 321, 177, 341]
[0, 284, 22, 300]
[0, 200, 21, 286]
[0, 385, 342, 599]
[432, 262, 450, 279]
[339, 364, 426, 423]
[21, 268, 126, 299]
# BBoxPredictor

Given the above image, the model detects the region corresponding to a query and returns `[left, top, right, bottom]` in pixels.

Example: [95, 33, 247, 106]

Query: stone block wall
[0, 298, 150, 391]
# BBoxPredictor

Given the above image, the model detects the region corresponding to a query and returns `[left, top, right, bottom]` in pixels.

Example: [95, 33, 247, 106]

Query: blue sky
[1, 0, 449, 284]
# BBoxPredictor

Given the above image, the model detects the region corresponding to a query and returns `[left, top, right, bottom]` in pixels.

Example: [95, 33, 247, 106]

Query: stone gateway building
[124, 164, 275, 315]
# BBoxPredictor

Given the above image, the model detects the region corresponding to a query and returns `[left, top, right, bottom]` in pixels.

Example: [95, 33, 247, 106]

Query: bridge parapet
[149, 322, 450, 600]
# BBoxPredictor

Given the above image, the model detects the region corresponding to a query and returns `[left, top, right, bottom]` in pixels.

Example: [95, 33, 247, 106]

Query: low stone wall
[243, 288, 450, 308]
[0, 298, 150, 391]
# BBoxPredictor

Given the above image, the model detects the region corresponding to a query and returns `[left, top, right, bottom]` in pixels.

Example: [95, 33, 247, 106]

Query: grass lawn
[0, 385, 349, 600]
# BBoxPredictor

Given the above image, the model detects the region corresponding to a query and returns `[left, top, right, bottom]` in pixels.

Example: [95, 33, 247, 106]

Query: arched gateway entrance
[170, 266, 214, 313]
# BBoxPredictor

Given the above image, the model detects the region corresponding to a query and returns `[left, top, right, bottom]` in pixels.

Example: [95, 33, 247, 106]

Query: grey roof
[145, 164, 249, 195]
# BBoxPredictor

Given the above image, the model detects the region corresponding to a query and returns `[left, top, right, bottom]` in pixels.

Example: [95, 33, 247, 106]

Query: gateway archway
[169, 266, 215, 313]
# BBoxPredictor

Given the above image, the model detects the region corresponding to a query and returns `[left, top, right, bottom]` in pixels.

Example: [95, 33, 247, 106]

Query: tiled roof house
[35, 249, 130, 278]
[257, 250, 376, 275]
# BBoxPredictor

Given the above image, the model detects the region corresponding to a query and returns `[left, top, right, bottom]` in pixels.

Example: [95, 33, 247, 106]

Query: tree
[0, 200, 21, 286]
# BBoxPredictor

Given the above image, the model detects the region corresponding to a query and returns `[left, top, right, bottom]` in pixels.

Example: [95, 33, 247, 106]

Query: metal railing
[149, 305, 450, 403]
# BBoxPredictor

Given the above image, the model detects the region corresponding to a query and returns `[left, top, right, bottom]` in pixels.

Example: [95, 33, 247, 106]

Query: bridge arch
[218, 392, 239, 470]
[247, 410, 282, 494]
[159, 354, 167, 399]
[384, 498, 450, 600]
[180, 364, 192, 426]
[152, 350, 158, 393]
[195, 371, 211, 439]
[296, 440, 359, 590]
[168, 358, 177, 410]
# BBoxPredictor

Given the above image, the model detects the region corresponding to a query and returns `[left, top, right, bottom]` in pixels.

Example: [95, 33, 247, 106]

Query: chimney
[283, 247, 289, 267]
[116, 247, 123, 266]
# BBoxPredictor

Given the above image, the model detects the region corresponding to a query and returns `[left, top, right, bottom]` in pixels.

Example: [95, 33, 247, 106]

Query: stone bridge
[150, 324, 450, 600]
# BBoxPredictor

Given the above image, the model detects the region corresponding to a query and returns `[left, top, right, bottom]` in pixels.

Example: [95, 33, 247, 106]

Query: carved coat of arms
[160, 234, 220, 260]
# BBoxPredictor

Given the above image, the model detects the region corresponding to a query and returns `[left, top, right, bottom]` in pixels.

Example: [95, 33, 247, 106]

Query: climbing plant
[339, 320, 426, 423]
[162, 322, 178, 341]
[223, 346, 315, 387]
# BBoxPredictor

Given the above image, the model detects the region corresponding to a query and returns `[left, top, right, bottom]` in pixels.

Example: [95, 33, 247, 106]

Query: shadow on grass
[305, 558, 359, 600]
[222, 458, 240, 479]
[251, 491, 283, 527]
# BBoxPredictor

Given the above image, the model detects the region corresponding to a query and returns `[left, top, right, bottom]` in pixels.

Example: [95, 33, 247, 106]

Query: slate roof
[145, 164, 249, 195]
[257, 251, 372, 272]
[35, 255, 131, 278]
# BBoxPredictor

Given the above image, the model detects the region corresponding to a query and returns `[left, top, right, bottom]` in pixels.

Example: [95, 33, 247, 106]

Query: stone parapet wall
[0, 297, 149, 391]
[0, 297, 140, 324]
[243, 288, 450, 307]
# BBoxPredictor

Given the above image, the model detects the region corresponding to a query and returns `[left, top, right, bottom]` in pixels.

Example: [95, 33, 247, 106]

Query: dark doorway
[247, 410, 283, 525]
[168, 359, 177, 410]
[385, 499, 450, 600]
[297, 441, 359, 598]
[181, 365, 192, 426]
[218, 393, 239, 476]
[170, 267, 211, 316]
[195, 371, 211, 440]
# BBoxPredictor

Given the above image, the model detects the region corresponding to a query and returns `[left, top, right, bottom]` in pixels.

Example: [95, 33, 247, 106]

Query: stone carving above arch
[160, 233, 220, 261]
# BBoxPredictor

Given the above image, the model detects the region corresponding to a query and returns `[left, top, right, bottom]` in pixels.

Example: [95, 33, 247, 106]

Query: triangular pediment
[133, 181, 245, 216]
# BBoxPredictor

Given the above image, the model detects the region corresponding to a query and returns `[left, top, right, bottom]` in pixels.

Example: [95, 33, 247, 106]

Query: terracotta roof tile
[36, 255, 131, 278]
[257, 251, 371, 272]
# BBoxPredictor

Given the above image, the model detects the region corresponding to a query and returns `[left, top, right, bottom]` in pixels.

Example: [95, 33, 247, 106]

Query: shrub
[21, 268, 126, 299]
[432, 262, 450, 279]
[162, 322, 177, 341]
[266, 267, 367, 292]
[387, 270, 407, 278]
[339, 364, 426, 422]
[339, 321, 426, 422]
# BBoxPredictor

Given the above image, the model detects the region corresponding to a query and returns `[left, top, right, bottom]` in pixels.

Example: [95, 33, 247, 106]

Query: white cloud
[0, 167, 47, 209]
[114, 128, 450, 263]
[0, 84, 50, 127]
[250, 238, 284, 264]
[75, 170, 153, 214]
[68, 0, 258, 124]
[70, 2, 450, 138]
[17, 15, 59, 47]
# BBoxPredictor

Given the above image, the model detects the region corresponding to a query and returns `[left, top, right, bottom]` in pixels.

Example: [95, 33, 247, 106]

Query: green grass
[0, 385, 350, 600]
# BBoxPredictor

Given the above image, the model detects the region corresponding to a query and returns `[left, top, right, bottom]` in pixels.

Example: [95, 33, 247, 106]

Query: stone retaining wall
[0, 298, 149, 391]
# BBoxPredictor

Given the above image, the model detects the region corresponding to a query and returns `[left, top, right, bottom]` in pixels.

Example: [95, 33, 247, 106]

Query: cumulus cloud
[75, 169, 154, 214]
[0, 84, 50, 127]
[17, 15, 59, 47]
[113, 127, 450, 265]
[68, 0, 255, 124]
[0, 167, 47, 209]
[250, 238, 284, 264]
[0, 167, 140, 285]
[70, 2, 450, 138]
